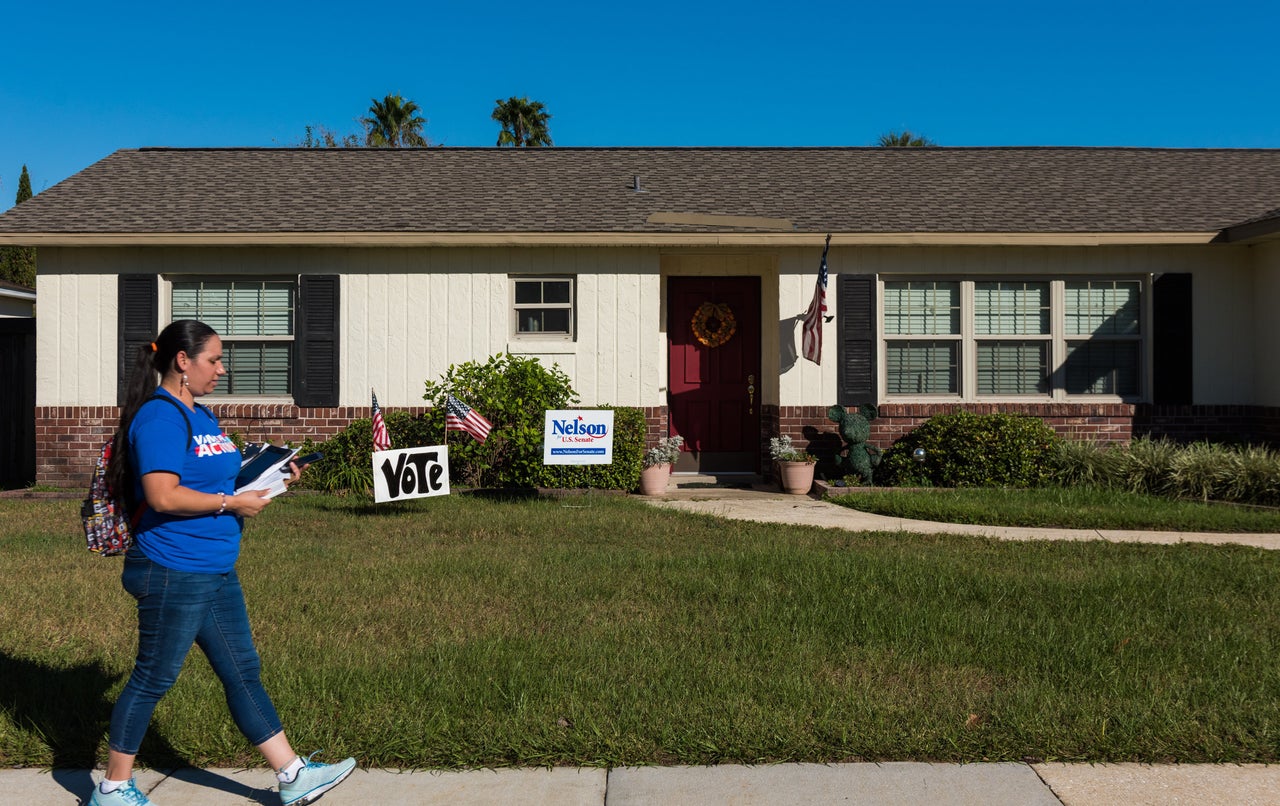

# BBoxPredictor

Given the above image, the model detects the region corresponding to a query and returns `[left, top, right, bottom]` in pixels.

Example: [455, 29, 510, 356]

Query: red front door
[668, 276, 761, 472]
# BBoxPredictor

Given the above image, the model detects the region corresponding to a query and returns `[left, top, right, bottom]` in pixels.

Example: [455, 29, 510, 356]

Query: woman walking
[91, 320, 355, 806]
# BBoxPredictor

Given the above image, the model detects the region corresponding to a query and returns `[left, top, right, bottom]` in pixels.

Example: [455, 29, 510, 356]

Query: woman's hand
[228, 489, 272, 518]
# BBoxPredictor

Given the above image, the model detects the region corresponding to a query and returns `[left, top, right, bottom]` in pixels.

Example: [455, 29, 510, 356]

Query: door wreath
[691, 302, 737, 348]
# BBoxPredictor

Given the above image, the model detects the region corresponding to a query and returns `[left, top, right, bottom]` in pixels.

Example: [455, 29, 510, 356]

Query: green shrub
[530, 405, 646, 491]
[294, 411, 441, 494]
[878, 411, 1063, 488]
[289, 353, 652, 493]
[424, 353, 580, 488]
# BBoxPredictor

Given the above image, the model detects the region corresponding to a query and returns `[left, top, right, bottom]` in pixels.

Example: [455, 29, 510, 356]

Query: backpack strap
[125, 394, 204, 527]
[143, 393, 195, 448]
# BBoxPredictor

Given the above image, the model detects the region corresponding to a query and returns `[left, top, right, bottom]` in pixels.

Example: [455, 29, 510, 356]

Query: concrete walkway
[6, 483, 1278, 804]
[5, 762, 1280, 805]
[647, 483, 1280, 551]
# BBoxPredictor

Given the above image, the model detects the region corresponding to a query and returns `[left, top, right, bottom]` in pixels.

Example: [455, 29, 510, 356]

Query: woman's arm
[141, 472, 272, 518]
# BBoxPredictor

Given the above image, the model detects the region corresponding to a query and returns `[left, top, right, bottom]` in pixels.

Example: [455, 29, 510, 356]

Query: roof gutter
[0, 231, 1224, 248]
[0, 286, 36, 301]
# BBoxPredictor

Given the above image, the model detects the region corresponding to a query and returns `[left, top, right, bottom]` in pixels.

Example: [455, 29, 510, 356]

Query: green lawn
[828, 485, 1280, 532]
[2, 494, 1278, 770]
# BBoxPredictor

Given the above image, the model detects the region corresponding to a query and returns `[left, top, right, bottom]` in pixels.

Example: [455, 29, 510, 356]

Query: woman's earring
[182, 372, 189, 388]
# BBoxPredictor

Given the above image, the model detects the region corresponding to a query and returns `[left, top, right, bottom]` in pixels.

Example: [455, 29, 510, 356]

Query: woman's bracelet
[217, 492, 227, 516]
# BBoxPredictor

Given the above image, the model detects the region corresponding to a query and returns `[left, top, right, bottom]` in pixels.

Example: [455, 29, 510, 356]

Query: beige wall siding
[1253, 242, 1280, 406]
[776, 247, 835, 407]
[35, 242, 1262, 409]
[36, 245, 663, 409]
[36, 251, 119, 406]
[339, 246, 663, 407]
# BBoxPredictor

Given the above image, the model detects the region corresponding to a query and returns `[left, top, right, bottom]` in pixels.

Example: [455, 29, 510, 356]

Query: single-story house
[0, 279, 36, 318]
[1, 146, 1278, 487]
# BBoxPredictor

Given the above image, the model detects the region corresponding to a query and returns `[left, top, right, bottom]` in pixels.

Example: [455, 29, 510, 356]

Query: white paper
[235, 444, 300, 498]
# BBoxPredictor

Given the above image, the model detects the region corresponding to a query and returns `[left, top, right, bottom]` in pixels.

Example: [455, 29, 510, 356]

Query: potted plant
[770, 435, 817, 495]
[639, 435, 684, 495]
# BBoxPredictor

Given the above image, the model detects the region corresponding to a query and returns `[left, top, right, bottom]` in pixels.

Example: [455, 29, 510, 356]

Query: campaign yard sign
[373, 445, 451, 503]
[543, 410, 614, 465]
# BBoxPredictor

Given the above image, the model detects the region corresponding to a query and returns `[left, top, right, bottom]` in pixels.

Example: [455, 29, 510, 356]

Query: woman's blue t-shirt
[129, 388, 242, 573]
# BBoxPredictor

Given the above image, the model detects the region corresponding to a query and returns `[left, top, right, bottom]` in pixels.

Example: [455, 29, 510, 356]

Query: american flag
[801, 234, 830, 365]
[445, 394, 492, 443]
[371, 389, 391, 452]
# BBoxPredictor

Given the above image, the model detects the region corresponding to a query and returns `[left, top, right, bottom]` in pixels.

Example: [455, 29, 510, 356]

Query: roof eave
[0, 231, 1225, 248]
[1217, 218, 1280, 244]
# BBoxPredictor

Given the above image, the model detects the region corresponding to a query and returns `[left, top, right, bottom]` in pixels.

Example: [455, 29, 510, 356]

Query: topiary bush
[878, 411, 1063, 488]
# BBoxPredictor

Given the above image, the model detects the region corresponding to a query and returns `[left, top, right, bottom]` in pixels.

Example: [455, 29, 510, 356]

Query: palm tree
[492, 97, 553, 147]
[362, 94, 429, 147]
[877, 130, 936, 147]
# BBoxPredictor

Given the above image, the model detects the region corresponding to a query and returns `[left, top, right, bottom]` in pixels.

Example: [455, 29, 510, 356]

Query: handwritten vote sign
[373, 445, 451, 503]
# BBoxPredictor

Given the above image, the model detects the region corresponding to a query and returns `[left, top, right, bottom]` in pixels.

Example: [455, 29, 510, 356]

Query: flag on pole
[445, 394, 493, 443]
[371, 389, 391, 452]
[801, 234, 831, 365]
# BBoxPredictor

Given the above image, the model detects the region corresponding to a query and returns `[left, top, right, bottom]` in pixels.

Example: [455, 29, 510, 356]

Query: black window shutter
[118, 274, 158, 406]
[837, 274, 877, 407]
[1152, 273, 1192, 405]
[294, 274, 340, 407]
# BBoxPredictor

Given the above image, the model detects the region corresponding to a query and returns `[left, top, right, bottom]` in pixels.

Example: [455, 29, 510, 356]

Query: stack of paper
[235, 444, 300, 498]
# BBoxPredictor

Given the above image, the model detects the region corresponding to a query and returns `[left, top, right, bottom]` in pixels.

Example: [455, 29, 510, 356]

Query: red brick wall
[36, 402, 1280, 487]
[773, 402, 1134, 460]
[768, 402, 1280, 463]
[40, 404, 674, 489]
[1133, 404, 1280, 446]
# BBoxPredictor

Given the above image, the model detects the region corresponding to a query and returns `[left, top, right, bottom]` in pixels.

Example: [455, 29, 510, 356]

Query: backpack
[81, 394, 196, 556]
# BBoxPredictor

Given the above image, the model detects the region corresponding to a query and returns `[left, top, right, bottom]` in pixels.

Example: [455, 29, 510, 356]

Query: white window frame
[879, 275, 1149, 403]
[510, 275, 575, 341]
[162, 276, 297, 402]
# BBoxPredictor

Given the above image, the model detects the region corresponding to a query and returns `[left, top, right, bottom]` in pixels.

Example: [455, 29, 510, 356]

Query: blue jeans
[108, 550, 283, 755]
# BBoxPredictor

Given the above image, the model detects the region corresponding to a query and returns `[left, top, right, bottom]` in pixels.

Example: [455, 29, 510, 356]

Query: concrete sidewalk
[645, 484, 1280, 551]
[5, 762, 1280, 805]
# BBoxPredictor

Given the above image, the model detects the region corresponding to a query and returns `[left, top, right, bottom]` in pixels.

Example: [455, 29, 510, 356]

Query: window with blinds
[880, 277, 1145, 401]
[884, 281, 960, 394]
[171, 280, 295, 396]
[975, 281, 1050, 395]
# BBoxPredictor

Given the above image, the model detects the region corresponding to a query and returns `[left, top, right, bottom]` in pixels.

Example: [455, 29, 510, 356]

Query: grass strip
[1, 494, 1278, 769]
[829, 485, 1280, 532]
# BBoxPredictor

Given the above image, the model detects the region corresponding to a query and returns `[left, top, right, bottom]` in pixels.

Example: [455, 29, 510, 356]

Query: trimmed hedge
[877, 411, 1063, 488]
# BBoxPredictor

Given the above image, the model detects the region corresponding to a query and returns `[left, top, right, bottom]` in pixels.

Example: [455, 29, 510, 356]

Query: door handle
[747, 374, 755, 414]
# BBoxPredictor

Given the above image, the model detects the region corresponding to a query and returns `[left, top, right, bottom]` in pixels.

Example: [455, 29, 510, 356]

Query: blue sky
[2, 0, 1277, 211]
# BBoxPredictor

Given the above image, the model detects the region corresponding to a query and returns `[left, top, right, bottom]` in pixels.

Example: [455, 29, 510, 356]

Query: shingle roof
[1, 146, 1278, 236]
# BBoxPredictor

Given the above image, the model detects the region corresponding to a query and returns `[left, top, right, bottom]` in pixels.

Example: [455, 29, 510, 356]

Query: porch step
[670, 473, 763, 490]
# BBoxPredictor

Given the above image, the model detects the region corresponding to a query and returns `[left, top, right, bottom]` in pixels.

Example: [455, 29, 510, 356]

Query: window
[513, 277, 574, 337]
[883, 281, 959, 394]
[1063, 280, 1140, 395]
[171, 279, 296, 396]
[881, 277, 1144, 401]
[975, 281, 1050, 395]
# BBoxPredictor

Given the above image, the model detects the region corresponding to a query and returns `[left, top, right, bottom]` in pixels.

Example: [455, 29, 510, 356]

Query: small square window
[513, 277, 574, 337]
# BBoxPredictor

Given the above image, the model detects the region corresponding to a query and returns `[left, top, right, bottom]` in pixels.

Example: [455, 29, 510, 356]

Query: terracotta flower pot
[777, 460, 815, 495]
[638, 463, 672, 495]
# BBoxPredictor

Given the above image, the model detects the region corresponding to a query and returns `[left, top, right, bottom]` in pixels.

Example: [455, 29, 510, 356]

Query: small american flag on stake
[801, 233, 831, 365]
[445, 394, 492, 443]
[371, 389, 391, 452]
